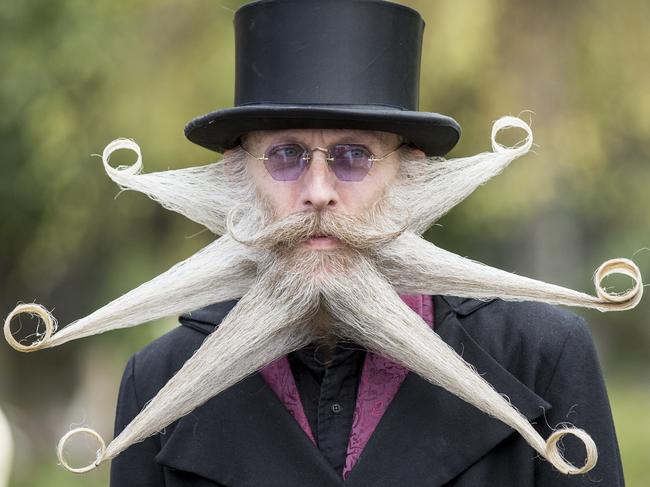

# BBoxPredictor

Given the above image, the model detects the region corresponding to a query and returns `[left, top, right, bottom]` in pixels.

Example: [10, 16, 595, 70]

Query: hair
[3, 117, 642, 476]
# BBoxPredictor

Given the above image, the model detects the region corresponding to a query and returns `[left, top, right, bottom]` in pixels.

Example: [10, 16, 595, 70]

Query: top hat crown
[185, 0, 461, 156]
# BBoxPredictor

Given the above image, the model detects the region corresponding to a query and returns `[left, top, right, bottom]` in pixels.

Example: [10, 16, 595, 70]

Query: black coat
[110, 296, 624, 486]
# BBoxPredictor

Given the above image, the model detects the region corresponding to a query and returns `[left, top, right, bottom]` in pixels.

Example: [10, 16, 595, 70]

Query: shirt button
[331, 403, 342, 414]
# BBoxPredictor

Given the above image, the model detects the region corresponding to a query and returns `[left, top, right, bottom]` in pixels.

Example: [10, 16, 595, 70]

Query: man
[107, 1, 626, 486]
[4, 0, 637, 485]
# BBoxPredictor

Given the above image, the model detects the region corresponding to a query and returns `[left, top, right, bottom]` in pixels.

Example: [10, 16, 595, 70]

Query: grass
[608, 378, 650, 486]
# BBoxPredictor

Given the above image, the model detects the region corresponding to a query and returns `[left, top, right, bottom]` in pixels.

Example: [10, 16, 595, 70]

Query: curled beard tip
[102, 138, 143, 177]
[4, 303, 56, 352]
[57, 427, 107, 473]
[544, 427, 598, 475]
[593, 258, 643, 309]
[378, 234, 643, 312]
[491, 116, 533, 154]
[98, 273, 318, 463]
[319, 255, 600, 476]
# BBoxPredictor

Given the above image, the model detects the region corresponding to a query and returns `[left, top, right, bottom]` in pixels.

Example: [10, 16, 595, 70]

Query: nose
[300, 151, 338, 211]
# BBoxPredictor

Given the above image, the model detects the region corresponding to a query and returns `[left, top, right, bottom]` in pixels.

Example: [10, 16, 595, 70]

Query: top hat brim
[184, 105, 461, 156]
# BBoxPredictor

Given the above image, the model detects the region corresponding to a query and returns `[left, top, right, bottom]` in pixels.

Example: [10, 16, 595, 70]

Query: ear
[401, 144, 426, 160]
[410, 147, 426, 159]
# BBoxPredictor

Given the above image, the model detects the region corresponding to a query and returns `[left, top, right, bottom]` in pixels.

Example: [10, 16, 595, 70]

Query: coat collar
[157, 296, 551, 486]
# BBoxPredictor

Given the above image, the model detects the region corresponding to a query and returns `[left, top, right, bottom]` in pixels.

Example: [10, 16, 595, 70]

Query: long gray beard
[3, 117, 642, 475]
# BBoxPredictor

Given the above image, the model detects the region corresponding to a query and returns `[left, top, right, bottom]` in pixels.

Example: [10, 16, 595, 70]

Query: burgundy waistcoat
[260, 294, 434, 479]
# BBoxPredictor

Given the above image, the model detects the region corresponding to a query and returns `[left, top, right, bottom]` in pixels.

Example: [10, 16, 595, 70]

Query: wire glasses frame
[240, 142, 406, 182]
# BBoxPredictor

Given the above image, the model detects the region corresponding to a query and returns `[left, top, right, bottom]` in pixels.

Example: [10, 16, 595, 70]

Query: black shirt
[287, 341, 366, 475]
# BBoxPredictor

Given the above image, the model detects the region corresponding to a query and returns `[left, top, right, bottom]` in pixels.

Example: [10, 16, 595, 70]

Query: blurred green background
[1, 0, 648, 485]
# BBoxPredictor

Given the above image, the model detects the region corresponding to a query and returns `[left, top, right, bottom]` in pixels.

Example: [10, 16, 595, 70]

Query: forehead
[243, 128, 401, 148]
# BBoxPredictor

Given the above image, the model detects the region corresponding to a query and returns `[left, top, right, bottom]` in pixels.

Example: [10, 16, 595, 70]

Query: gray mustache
[227, 208, 406, 251]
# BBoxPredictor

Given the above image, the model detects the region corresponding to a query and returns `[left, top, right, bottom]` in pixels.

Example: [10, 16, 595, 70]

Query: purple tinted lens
[331, 144, 373, 181]
[264, 144, 307, 181]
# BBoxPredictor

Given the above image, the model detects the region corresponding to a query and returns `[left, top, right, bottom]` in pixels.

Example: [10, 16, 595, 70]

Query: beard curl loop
[3, 303, 57, 352]
[593, 258, 643, 309]
[102, 138, 143, 177]
[544, 427, 598, 475]
[57, 427, 106, 474]
[491, 116, 534, 154]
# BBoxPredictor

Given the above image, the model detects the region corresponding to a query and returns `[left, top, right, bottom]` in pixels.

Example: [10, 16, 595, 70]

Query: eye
[336, 145, 371, 161]
[348, 146, 369, 159]
[270, 144, 303, 159]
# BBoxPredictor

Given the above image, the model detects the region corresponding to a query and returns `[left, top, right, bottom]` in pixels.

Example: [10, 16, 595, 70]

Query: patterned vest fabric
[260, 294, 434, 479]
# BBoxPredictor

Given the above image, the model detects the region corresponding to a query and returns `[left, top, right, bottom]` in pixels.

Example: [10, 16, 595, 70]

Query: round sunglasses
[240, 142, 405, 182]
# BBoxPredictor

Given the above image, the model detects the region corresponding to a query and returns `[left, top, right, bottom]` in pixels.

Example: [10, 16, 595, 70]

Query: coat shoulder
[451, 297, 592, 347]
[446, 297, 596, 392]
[473, 297, 588, 331]
[126, 325, 209, 405]
[119, 299, 238, 407]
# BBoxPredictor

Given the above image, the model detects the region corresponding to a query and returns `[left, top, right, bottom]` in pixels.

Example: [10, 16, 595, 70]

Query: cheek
[264, 186, 298, 214]
[342, 161, 399, 208]
[337, 178, 389, 211]
[248, 164, 298, 215]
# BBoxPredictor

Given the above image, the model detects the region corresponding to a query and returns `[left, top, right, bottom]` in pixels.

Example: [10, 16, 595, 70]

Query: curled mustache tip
[4, 303, 56, 352]
[593, 258, 643, 309]
[226, 204, 250, 246]
[544, 427, 597, 475]
[226, 205, 291, 249]
[57, 427, 106, 473]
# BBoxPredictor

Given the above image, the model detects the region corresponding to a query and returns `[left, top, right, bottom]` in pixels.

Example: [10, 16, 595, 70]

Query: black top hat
[184, 0, 461, 156]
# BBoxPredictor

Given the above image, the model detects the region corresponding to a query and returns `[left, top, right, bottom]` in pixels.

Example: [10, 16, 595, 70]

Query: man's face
[235, 128, 406, 250]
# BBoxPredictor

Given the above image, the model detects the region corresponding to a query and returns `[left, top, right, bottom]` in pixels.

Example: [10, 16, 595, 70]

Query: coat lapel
[343, 295, 552, 487]
[155, 369, 344, 486]
[156, 296, 551, 486]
